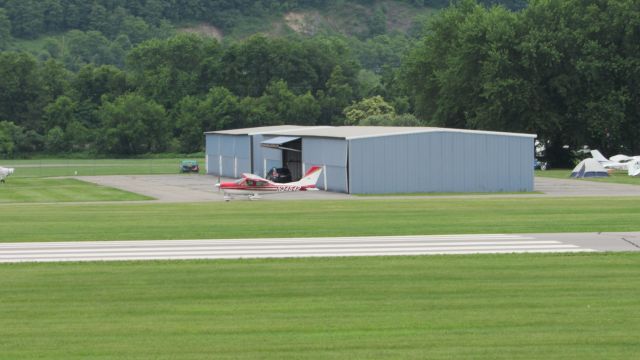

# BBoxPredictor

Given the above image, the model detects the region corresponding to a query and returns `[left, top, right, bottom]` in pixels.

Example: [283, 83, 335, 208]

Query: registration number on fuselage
[277, 185, 302, 192]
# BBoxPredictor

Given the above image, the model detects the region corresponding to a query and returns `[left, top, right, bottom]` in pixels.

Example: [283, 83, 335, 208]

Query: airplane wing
[610, 154, 632, 163]
[241, 173, 269, 182]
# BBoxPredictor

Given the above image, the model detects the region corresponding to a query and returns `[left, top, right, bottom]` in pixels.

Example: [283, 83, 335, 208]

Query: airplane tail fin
[628, 160, 640, 177]
[294, 166, 323, 187]
[591, 150, 609, 162]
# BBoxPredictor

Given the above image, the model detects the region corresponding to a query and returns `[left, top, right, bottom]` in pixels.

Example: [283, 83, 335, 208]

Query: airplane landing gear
[249, 194, 261, 201]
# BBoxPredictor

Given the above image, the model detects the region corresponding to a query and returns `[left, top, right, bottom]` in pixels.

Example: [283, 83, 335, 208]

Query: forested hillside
[0, 0, 638, 166]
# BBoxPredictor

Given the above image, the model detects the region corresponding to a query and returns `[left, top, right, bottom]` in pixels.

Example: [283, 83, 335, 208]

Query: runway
[2, 232, 637, 263]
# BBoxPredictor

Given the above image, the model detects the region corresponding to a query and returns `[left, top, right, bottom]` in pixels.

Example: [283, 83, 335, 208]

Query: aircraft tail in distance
[590, 150, 609, 162]
[293, 166, 323, 187]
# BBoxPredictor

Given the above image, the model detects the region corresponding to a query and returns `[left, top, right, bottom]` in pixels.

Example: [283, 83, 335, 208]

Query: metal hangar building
[205, 125, 536, 194]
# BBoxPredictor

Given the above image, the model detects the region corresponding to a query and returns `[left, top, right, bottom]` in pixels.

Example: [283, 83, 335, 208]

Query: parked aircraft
[215, 166, 323, 201]
[590, 150, 633, 170]
[628, 160, 640, 177]
[0, 166, 14, 183]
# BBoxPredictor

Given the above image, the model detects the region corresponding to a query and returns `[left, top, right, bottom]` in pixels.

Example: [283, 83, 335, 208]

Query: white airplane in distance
[0, 166, 15, 183]
[590, 150, 636, 171]
[628, 160, 640, 177]
[215, 166, 323, 201]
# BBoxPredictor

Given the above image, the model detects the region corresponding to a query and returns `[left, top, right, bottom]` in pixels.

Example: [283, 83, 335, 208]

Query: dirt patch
[284, 11, 322, 36]
[179, 23, 224, 41]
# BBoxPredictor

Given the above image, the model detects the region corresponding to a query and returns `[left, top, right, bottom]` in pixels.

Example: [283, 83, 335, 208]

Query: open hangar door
[261, 136, 303, 180]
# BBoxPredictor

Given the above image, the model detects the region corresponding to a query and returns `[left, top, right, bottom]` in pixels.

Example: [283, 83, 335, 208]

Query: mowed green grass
[536, 169, 640, 185]
[2, 197, 640, 242]
[0, 178, 151, 203]
[2, 158, 204, 178]
[0, 253, 638, 359]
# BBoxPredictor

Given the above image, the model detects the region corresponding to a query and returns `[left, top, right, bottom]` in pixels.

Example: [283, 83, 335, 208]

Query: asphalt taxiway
[76, 175, 640, 202]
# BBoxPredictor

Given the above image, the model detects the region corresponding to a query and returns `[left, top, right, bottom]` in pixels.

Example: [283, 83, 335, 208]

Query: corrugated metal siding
[302, 138, 348, 193]
[252, 135, 264, 175]
[205, 134, 220, 175]
[349, 132, 534, 194]
[205, 134, 251, 177]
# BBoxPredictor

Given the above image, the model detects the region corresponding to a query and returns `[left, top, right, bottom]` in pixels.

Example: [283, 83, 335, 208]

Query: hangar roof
[262, 126, 537, 140]
[205, 125, 307, 136]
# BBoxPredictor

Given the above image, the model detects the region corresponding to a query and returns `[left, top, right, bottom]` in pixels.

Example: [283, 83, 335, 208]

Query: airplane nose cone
[215, 183, 220, 188]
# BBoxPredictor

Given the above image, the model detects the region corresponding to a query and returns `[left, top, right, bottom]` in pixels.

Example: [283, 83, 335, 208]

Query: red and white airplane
[215, 166, 323, 201]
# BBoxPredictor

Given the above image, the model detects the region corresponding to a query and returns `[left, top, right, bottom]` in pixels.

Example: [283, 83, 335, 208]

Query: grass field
[2, 197, 640, 242]
[0, 178, 151, 203]
[1, 158, 204, 178]
[536, 169, 640, 185]
[0, 253, 638, 359]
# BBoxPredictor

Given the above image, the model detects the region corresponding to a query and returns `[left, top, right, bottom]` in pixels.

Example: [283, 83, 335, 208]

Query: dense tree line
[0, 0, 526, 41]
[0, 33, 416, 156]
[1, 0, 637, 165]
[404, 0, 640, 165]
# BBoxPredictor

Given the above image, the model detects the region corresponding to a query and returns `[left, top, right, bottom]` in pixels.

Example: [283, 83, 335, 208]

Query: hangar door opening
[261, 137, 303, 180]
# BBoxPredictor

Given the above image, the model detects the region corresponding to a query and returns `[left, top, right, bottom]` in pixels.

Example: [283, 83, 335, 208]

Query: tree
[42, 0, 64, 32]
[174, 88, 243, 154]
[72, 64, 128, 105]
[39, 59, 71, 103]
[0, 120, 43, 154]
[43, 96, 77, 130]
[359, 113, 421, 126]
[0, 8, 12, 50]
[343, 95, 395, 125]
[45, 126, 66, 153]
[0, 125, 14, 157]
[4, 0, 44, 38]
[97, 94, 169, 155]
[63, 30, 114, 70]
[127, 34, 221, 109]
[0, 52, 44, 129]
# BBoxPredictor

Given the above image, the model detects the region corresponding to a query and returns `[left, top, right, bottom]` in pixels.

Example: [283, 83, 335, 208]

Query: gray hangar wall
[205, 134, 251, 177]
[301, 137, 348, 193]
[348, 132, 534, 194]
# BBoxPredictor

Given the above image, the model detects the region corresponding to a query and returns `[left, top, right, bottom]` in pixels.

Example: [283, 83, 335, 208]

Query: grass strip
[2, 197, 640, 242]
[0, 178, 151, 203]
[0, 253, 638, 359]
[1, 158, 204, 178]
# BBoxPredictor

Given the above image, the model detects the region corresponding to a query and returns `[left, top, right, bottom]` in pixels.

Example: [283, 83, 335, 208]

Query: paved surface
[1, 232, 638, 263]
[534, 177, 640, 197]
[77, 174, 640, 202]
[79, 174, 352, 202]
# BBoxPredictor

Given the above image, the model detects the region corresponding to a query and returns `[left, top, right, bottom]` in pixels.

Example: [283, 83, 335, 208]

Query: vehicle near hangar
[266, 167, 292, 183]
[180, 160, 200, 173]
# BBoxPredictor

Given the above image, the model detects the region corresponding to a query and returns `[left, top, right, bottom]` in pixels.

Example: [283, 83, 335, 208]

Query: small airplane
[0, 166, 15, 183]
[628, 160, 640, 177]
[215, 166, 323, 201]
[590, 150, 635, 171]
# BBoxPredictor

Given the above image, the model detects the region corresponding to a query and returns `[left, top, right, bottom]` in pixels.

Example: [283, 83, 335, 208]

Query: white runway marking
[0, 234, 595, 263]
